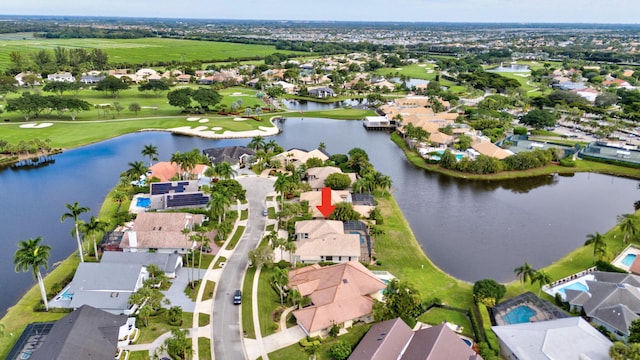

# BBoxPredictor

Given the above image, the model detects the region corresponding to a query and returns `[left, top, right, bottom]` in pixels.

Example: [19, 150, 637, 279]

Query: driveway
[212, 175, 275, 360]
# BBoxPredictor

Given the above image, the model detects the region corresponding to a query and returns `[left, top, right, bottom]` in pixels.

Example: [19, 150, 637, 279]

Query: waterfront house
[202, 145, 255, 170]
[471, 140, 513, 160]
[288, 261, 386, 337]
[149, 161, 209, 182]
[308, 87, 336, 98]
[300, 190, 374, 219]
[119, 212, 206, 254]
[271, 148, 329, 169]
[306, 166, 357, 191]
[100, 251, 183, 278]
[293, 220, 360, 264]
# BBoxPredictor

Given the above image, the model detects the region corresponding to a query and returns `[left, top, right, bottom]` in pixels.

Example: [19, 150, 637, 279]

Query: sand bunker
[186, 117, 200, 122]
[230, 92, 249, 96]
[211, 127, 222, 130]
[233, 117, 250, 121]
[20, 123, 53, 129]
[167, 117, 280, 139]
[199, 119, 209, 123]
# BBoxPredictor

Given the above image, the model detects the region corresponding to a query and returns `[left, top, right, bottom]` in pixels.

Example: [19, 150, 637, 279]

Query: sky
[2, 0, 640, 24]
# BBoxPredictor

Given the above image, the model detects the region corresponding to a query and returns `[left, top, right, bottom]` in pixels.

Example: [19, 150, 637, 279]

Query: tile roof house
[471, 140, 513, 160]
[293, 220, 361, 264]
[565, 271, 640, 340]
[272, 148, 329, 169]
[100, 251, 183, 278]
[350, 318, 482, 360]
[306, 166, 358, 191]
[288, 261, 386, 337]
[300, 190, 374, 219]
[119, 212, 205, 254]
[202, 146, 255, 170]
[149, 161, 209, 182]
[52, 263, 147, 315]
[30, 305, 136, 360]
[492, 317, 612, 360]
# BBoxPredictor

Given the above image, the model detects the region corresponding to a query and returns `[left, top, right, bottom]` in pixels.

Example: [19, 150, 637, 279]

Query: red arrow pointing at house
[316, 187, 336, 218]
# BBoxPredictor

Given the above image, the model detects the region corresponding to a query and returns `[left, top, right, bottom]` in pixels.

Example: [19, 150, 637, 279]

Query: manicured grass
[374, 193, 473, 308]
[128, 351, 150, 360]
[373, 63, 438, 80]
[241, 209, 249, 220]
[268, 323, 371, 360]
[198, 337, 212, 360]
[418, 307, 474, 338]
[184, 280, 201, 302]
[281, 108, 376, 120]
[225, 226, 246, 250]
[198, 254, 215, 269]
[137, 310, 193, 344]
[0, 38, 303, 68]
[214, 257, 227, 269]
[242, 267, 256, 339]
[391, 132, 640, 180]
[202, 281, 216, 301]
[266, 224, 275, 232]
[199, 312, 211, 327]
[267, 207, 276, 219]
[257, 267, 284, 336]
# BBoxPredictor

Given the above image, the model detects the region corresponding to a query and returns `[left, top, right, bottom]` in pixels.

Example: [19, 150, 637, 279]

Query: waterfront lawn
[417, 307, 474, 339]
[374, 193, 473, 308]
[242, 267, 256, 339]
[268, 323, 371, 360]
[281, 108, 376, 120]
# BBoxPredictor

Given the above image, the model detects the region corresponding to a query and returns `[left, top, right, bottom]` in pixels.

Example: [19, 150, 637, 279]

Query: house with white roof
[293, 220, 361, 264]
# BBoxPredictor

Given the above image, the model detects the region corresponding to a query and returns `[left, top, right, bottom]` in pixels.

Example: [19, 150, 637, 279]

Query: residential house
[30, 305, 137, 360]
[175, 74, 192, 84]
[144, 180, 211, 211]
[573, 87, 600, 102]
[492, 317, 612, 360]
[300, 190, 374, 219]
[135, 68, 158, 80]
[80, 74, 105, 84]
[52, 263, 147, 315]
[202, 145, 255, 170]
[293, 220, 360, 264]
[100, 251, 183, 278]
[119, 212, 206, 254]
[271, 148, 329, 169]
[14, 71, 41, 86]
[603, 78, 635, 90]
[371, 79, 396, 92]
[471, 140, 513, 160]
[564, 271, 640, 340]
[306, 166, 358, 191]
[149, 161, 209, 182]
[350, 318, 482, 360]
[288, 261, 386, 337]
[308, 87, 336, 98]
[47, 72, 75, 82]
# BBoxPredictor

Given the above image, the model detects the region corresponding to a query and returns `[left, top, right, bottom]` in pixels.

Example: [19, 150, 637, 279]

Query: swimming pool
[55, 287, 73, 301]
[136, 197, 151, 208]
[502, 305, 536, 324]
[558, 282, 589, 296]
[434, 150, 464, 161]
[622, 253, 638, 267]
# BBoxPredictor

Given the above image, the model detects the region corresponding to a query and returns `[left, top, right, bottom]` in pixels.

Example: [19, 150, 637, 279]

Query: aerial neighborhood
[1, 15, 640, 360]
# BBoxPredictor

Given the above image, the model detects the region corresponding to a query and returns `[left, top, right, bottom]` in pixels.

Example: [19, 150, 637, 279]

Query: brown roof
[306, 166, 357, 190]
[120, 212, 205, 250]
[289, 261, 386, 333]
[630, 257, 640, 275]
[149, 162, 208, 182]
[471, 141, 512, 160]
[349, 318, 414, 360]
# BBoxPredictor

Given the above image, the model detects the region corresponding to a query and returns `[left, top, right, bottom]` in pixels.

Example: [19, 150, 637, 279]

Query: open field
[374, 63, 438, 80]
[0, 38, 304, 67]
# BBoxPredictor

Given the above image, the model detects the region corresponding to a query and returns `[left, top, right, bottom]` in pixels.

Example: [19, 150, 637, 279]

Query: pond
[281, 98, 369, 111]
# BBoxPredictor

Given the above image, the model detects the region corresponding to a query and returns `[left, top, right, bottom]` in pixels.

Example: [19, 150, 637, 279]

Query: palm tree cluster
[247, 136, 284, 171]
[170, 148, 209, 180]
[514, 262, 552, 295]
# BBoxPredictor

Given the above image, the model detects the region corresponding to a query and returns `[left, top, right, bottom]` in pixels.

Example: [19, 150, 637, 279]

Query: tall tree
[61, 202, 90, 263]
[372, 279, 421, 326]
[14, 237, 51, 311]
[126, 161, 149, 181]
[585, 232, 607, 260]
[618, 214, 638, 245]
[141, 144, 159, 167]
[80, 216, 110, 260]
[531, 270, 552, 296]
[94, 75, 130, 97]
[514, 262, 536, 290]
[213, 161, 237, 180]
[248, 135, 266, 151]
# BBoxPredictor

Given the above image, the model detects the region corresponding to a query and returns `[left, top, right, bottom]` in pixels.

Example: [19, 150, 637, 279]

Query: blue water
[503, 305, 536, 324]
[622, 254, 637, 267]
[558, 282, 589, 296]
[136, 197, 151, 208]
[57, 287, 73, 301]
[430, 150, 465, 161]
[462, 338, 472, 347]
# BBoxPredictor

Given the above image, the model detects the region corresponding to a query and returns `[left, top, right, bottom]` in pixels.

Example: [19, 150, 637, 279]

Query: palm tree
[126, 161, 149, 181]
[141, 144, 158, 167]
[274, 172, 292, 209]
[514, 262, 536, 290]
[265, 139, 278, 153]
[618, 214, 638, 245]
[80, 216, 110, 260]
[111, 190, 128, 211]
[585, 232, 607, 259]
[61, 202, 90, 263]
[214, 161, 237, 180]
[14, 237, 51, 311]
[170, 151, 185, 180]
[532, 270, 552, 296]
[248, 135, 266, 151]
[375, 173, 392, 196]
[191, 224, 210, 281]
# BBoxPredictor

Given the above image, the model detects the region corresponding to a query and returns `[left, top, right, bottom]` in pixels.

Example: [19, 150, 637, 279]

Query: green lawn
[268, 323, 371, 360]
[202, 281, 216, 302]
[225, 226, 246, 250]
[214, 257, 227, 269]
[258, 267, 285, 336]
[418, 307, 474, 338]
[373, 63, 438, 80]
[128, 351, 150, 360]
[0, 38, 304, 68]
[241, 209, 249, 220]
[198, 337, 212, 360]
[199, 312, 210, 327]
[136, 310, 193, 344]
[281, 108, 376, 120]
[242, 267, 256, 339]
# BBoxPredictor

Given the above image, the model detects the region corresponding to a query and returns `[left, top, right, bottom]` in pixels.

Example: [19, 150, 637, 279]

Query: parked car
[233, 289, 242, 305]
[262, 209, 268, 216]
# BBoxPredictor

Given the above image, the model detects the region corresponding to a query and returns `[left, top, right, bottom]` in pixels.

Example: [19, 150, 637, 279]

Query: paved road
[212, 176, 274, 360]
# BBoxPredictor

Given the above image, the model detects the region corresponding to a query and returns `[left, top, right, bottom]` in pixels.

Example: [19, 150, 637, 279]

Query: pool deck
[494, 303, 549, 326]
[611, 244, 640, 272]
[543, 272, 595, 301]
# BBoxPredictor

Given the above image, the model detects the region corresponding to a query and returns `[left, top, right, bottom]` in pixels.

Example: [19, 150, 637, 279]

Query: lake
[0, 117, 636, 315]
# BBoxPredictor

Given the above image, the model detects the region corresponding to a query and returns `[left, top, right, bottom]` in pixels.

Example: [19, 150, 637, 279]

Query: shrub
[329, 323, 340, 337]
[595, 260, 627, 273]
[328, 340, 352, 360]
[559, 158, 576, 167]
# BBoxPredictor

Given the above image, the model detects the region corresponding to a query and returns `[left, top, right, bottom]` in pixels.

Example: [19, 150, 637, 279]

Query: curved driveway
[212, 176, 274, 360]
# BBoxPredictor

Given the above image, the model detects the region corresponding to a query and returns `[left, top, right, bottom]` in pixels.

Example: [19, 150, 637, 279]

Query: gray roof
[351, 193, 375, 206]
[593, 271, 640, 287]
[68, 263, 143, 294]
[593, 304, 639, 336]
[492, 317, 612, 360]
[101, 251, 181, 274]
[349, 318, 413, 360]
[202, 146, 255, 165]
[565, 289, 591, 306]
[402, 323, 478, 360]
[30, 305, 127, 360]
